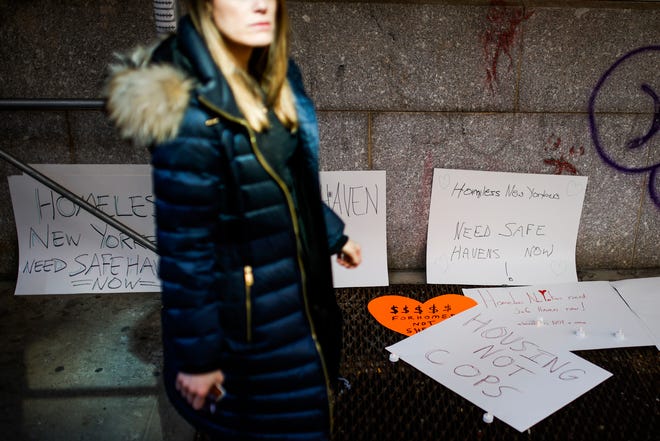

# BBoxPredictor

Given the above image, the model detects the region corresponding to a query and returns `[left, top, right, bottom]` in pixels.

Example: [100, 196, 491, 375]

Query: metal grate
[333, 285, 660, 441]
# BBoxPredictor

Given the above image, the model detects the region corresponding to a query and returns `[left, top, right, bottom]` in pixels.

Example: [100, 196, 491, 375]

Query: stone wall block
[634, 142, 660, 268]
[520, 8, 660, 112]
[290, 2, 518, 111]
[69, 111, 151, 164]
[372, 112, 519, 270]
[0, 1, 156, 99]
[317, 112, 370, 171]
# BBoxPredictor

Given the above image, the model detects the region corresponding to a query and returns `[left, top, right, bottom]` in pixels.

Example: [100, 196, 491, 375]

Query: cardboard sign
[386, 306, 612, 432]
[320, 170, 389, 287]
[462, 281, 654, 350]
[368, 294, 477, 336]
[426, 169, 587, 285]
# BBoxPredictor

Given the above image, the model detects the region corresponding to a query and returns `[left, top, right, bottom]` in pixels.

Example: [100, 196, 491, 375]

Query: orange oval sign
[368, 294, 477, 336]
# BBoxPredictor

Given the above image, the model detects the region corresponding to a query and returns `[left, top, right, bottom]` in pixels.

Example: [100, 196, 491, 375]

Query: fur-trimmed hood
[104, 42, 194, 147]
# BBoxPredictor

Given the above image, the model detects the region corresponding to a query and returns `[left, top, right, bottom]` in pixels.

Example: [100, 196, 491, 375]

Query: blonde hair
[187, 0, 298, 132]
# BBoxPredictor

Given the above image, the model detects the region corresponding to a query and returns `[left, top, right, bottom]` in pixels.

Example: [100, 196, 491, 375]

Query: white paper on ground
[386, 305, 612, 432]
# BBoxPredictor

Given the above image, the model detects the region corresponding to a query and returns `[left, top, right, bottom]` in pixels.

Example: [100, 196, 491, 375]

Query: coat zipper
[199, 95, 335, 431]
[244, 265, 254, 342]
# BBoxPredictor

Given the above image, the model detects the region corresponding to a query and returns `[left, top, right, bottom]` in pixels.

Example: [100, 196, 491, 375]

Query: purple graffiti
[588, 45, 660, 208]
[626, 84, 660, 150]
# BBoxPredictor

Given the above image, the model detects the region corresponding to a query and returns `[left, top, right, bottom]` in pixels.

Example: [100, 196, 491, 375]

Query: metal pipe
[0, 148, 157, 253]
[153, 0, 179, 37]
[0, 99, 105, 111]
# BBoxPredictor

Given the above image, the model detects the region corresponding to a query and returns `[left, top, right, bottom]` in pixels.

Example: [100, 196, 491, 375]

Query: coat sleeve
[151, 132, 224, 374]
[323, 203, 348, 255]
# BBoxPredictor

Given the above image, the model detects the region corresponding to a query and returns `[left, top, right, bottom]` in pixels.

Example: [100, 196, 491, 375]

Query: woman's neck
[224, 40, 253, 72]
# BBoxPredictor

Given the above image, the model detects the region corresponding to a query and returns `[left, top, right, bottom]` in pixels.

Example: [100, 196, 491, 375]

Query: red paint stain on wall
[543, 134, 585, 175]
[481, 0, 534, 93]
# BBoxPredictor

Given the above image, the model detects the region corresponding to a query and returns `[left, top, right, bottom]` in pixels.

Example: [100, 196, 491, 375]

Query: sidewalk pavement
[1, 268, 658, 440]
[0, 282, 194, 441]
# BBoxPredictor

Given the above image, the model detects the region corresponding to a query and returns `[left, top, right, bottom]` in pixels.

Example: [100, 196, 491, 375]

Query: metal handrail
[0, 150, 157, 253]
[0, 99, 105, 110]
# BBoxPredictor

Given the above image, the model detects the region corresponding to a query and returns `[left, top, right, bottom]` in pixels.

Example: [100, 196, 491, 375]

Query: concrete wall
[0, 1, 658, 279]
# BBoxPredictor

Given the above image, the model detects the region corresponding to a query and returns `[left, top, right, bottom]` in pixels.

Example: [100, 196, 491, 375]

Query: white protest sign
[611, 277, 660, 350]
[9, 173, 159, 295]
[462, 281, 654, 350]
[426, 169, 587, 285]
[386, 306, 612, 432]
[9, 166, 386, 294]
[320, 170, 389, 287]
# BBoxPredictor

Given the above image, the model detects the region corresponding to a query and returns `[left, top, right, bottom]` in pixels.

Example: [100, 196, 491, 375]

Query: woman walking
[105, 0, 361, 439]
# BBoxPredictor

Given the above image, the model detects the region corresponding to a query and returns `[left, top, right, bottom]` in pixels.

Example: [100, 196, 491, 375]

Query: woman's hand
[176, 370, 225, 410]
[337, 239, 362, 269]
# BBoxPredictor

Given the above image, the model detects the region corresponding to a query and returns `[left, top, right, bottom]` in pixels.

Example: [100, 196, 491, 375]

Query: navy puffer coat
[105, 16, 347, 441]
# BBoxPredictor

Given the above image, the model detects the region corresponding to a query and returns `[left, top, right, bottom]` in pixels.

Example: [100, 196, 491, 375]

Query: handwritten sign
[9, 172, 159, 295]
[368, 294, 477, 336]
[462, 281, 654, 350]
[386, 306, 612, 432]
[426, 169, 587, 285]
[9, 166, 387, 294]
[320, 170, 389, 287]
[611, 277, 660, 350]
